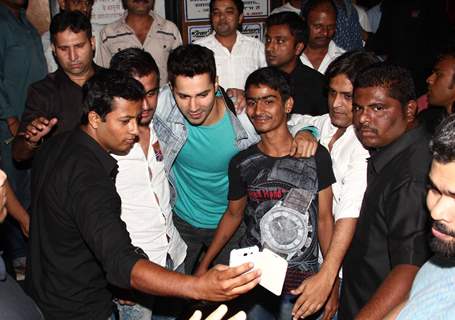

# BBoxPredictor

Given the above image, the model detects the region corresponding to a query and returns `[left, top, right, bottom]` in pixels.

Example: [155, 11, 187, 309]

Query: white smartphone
[229, 246, 260, 268]
[255, 248, 288, 296]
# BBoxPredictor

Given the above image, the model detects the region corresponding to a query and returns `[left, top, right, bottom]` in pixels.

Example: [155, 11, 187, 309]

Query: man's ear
[405, 100, 418, 123]
[88, 111, 101, 129]
[90, 36, 96, 52]
[238, 13, 244, 26]
[58, 0, 66, 10]
[285, 96, 294, 114]
[295, 41, 305, 56]
[214, 76, 219, 93]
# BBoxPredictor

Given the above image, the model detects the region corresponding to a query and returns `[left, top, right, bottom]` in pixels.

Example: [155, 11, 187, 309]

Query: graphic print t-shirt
[228, 143, 335, 273]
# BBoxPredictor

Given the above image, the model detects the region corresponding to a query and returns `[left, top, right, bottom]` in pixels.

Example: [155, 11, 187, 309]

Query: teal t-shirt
[172, 110, 239, 228]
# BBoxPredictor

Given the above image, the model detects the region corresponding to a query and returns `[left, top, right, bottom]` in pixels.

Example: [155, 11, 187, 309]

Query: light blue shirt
[397, 256, 455, 319]
[172, 110, 239, 228]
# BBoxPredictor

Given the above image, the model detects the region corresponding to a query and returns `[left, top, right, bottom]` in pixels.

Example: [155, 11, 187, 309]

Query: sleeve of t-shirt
[314, 144, 336, 191]
[228, 152, 248, 200]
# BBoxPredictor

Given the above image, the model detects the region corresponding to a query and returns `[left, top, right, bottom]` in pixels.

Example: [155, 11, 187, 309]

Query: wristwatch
[260, 188, 314, 260]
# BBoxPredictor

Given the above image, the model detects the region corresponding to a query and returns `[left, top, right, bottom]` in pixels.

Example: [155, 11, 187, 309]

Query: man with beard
[339, 64, 432, 319]
[97, 0, 181, 86]
[384, 114, 455, 319]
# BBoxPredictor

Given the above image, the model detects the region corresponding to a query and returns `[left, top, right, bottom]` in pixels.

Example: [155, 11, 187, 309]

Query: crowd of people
[0, 0, 454, 319]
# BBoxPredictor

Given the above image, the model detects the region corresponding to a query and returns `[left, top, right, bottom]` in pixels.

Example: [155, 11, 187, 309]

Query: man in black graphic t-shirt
[195, 67, 335, 320]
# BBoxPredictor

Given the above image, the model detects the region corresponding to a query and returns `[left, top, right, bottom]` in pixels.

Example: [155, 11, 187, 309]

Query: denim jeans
[243, 286, 323, 320]
[116, 262, 186, 320]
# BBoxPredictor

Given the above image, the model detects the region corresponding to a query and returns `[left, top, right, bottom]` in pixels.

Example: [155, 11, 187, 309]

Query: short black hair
[50, 10, 92, 44]
[266, 12, 309, 44]
[354, 63, 416, 107]
[209, 0, 244, 15]
[81, 69, 145, 125]
[302, 0, 337, 21]
[245, 67, 292, 103]
[326, 50, 380, 85]
[431, 114, 455, 164]
[110, 48, 160, 80]
[167, 44, 217, 87]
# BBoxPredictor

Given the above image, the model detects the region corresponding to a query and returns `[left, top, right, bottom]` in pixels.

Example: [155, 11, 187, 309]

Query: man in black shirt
[194, 67, 335, 319]
[27, 70, 260, 320]
[12, 11, 101, 162]
[264, 12, 328, 116]
[339, 64, 432, 319]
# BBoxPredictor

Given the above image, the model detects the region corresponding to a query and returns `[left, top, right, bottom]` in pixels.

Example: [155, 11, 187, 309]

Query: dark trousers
[172, 214, 245, 274]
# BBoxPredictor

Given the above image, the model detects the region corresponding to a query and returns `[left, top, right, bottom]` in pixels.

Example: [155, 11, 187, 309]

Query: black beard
[430, 221, 455, 258]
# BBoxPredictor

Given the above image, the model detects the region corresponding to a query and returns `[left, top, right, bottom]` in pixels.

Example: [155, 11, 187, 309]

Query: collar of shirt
[73, 128, 119, 179]
[55, 63, 105, 87]
[369, 125, 428, 175]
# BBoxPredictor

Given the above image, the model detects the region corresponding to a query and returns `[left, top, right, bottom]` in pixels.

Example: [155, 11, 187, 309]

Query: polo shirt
[339, 126, 432, 319]
[289, 59, 328, 116]
[97, 11, 182, 86]
[19, 65, 104, 137]
[27, 128, 145, 320]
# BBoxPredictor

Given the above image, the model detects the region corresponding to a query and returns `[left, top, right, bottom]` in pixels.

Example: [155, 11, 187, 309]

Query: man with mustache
[339, 64, 432, 319]
[300, 0, 345, 75]
[265, 11, 328, 116]
[97, 0, 181, 86]
[288, 50, 378, 319]
[195, 0, 266, 118]
[385, 114, 455, 319]
[194, 66, 335, 320]
[41, 0, 102, 73]
[13, 11, 100, 162]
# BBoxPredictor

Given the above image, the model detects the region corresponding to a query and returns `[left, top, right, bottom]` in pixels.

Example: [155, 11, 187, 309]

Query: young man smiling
[154, 45, 318, 275]
[194, 67, 335, 320]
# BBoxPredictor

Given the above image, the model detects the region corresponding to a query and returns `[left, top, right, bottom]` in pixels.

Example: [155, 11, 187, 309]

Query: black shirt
[26, 128, 144, 320]
[339, 126, 432, 319]
[228, 143, 335, 275]
[289, 59, 328, 116]
[19, 65, 104, 136]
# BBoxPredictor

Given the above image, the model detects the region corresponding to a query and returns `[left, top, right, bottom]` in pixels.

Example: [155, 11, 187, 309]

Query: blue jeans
[116, 262, 186, 320]
[244, 286, 323, 320]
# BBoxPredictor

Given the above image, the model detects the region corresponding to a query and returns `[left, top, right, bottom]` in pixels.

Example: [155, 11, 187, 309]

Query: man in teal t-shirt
[154, 44, 317, 274]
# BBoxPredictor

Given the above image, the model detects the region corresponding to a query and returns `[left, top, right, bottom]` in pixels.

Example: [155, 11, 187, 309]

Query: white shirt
[300, 40, 345, 75]
[289, 113, 368, 221]
[271, 2, 301, 15]
[41, 22, 103, 73]
[112, 126, 186, 269]
[195, 31, 267, 90]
